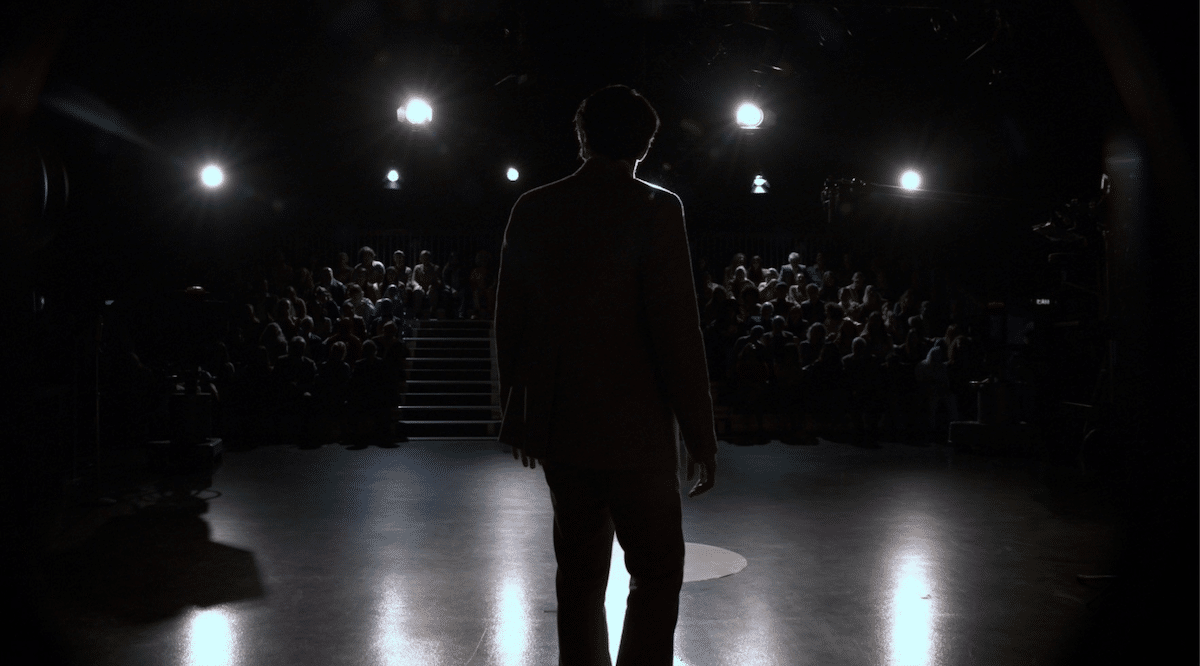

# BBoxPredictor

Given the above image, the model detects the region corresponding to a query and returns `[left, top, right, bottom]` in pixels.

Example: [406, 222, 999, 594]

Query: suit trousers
[542, 461, 685, 666]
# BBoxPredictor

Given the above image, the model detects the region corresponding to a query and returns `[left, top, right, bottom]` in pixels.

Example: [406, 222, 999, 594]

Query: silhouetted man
[494, 84, 718, 666]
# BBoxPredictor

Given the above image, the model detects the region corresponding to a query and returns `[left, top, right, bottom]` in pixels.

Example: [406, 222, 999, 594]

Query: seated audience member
[737, 283, 760, 331]
[316, 266, 346, 305]
[704, 301, 740, 382]
[786, 290, 808, 338]
[806, 252, 827, 287]
[312, 286, 340, 323]
[410, 250, 442, 317]
[348, 340, 393, 444]
[441, 251, 466, 318]
[781, 252, 805, 285]
[702, 286, 729, 328]
[916, 338, 955, 443]
[947, 334, 984, 421]
[355, 246, 386, 277]
[344, 282, 375, 322]
[798, 322, 826, 368]
[908, 314, 929, 345]
[259, 322, 289, 361]
[371, 319, 402, 358]
[768, 280, 792, 320]
[239, 344, 279, 441]
[822, 303, 844, 339]
[884, 329, 924, 442]
[860, 285, 885, 319]
[727, 265, 753, 301]
[315, 340, 352, 439]
[833, 317, 859, 358]
[372, 297, 402, 337]
[846, 271, 867, 303]
[757, 269, 779, 301]
[295, 268, 315, 303]
[298, 316, 327, 364]
[275, 336, 319, 398]
[271, 299, 298, 340]
[724, 252, 747, 285]
[819, 271, 839, 302]
[365, 264, 385, 301]
[842, 336, 885, 444]
[391, 250, 413, 286]
[333, 252, 354, 284]
[748, 301, 774, 333]
[747, 255, 765, 285]
[327, 317, 363, 364]
[467, 250, 496, 320]
[734, 325, 771, 432]
[778, 266, 796, 290]
[838, 286, 862, 323]
[801, 341, 846, 437]
[860, 311, 894, 358]
[799, 283, 824, 328]
[762, 315, 797, 368]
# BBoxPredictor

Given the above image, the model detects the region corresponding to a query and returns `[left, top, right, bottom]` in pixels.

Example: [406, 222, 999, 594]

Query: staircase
[397, 318, 502, 440]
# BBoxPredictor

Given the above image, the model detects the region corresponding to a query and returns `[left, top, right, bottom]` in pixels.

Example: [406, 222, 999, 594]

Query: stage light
[400, 98, 432, 125]
[736, 103, 764, 129]
[900, 170, 922, 190]
[200, 164, 224, 188]
[384, 169, 400, 189]
[506, 167, 519, 182]
[752, 174, 769, 194]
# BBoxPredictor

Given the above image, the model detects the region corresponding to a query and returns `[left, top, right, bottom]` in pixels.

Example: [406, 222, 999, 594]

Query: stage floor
[32, 436, 1132, 666]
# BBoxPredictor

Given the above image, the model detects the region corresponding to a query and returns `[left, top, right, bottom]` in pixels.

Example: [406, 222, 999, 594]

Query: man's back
[494, 155, 717, 471]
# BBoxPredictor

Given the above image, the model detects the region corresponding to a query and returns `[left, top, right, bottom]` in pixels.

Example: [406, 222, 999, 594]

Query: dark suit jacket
[494, 156, 718, 471]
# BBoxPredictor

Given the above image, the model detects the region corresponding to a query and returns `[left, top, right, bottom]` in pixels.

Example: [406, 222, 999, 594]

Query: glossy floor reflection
[35, 437, 1132, 666]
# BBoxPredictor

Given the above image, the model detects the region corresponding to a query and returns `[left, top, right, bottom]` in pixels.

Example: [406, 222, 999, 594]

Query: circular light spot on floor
[683, 542, 747, 582]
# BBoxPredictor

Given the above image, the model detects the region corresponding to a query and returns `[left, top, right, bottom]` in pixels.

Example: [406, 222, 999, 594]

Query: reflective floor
[31, 436, 1137, 666]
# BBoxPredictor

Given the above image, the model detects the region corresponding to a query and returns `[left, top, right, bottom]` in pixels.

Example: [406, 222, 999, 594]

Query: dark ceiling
[5, 0, 1196, 289]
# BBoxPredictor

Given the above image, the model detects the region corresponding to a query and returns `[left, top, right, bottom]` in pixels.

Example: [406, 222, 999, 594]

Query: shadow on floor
[37, 494, 265, 625]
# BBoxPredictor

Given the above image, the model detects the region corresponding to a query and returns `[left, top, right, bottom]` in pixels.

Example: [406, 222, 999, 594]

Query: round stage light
[402, 98, 433, 125]
[736, 103, 764, 128]
[752, 174, 769, 194]
[387, 169, 400, 182]
[200, 165, 224, 188]
[506, 167, 519, 182]
[900, 170, 922, 190]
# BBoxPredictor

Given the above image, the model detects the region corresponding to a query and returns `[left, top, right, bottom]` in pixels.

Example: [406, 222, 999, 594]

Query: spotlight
[752, 174, 769, 194]
[385, 169, 400, 189]
[736, 102, 764, 129]
[900, 170, 921, 190]
[506, 167, 519, 182]
[200, 165, 224, 188]
[400, 98, 432, 125]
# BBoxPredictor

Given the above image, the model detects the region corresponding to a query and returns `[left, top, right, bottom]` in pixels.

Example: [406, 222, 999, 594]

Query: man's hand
[512, 445, 540, 469]
[686, 452, 716, 497]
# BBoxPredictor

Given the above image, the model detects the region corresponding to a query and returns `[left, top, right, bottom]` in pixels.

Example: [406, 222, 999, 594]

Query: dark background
[1, 1, 1196, 663]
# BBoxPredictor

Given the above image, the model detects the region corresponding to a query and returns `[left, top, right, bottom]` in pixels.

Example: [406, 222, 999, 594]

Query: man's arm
[641, 192, 719, 480]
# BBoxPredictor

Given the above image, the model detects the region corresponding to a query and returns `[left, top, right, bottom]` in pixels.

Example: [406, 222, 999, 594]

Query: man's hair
[574, 85, 660, 161]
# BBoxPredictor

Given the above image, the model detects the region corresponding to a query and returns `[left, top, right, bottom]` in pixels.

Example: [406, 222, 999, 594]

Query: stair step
[398, 406, 500, 420]
[408, 336, 492, 342]
[400, 420, 502, 438]
[406, 369, 492, 381]
[410, 347, 491, 358]
[406, 380, 497, 393]
[401, 392, 496, 406]
[407, 358, 492, 367]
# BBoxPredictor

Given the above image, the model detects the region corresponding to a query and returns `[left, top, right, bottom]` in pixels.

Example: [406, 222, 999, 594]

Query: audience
[119, 238, 1000, 450]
